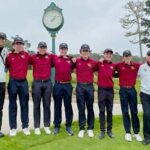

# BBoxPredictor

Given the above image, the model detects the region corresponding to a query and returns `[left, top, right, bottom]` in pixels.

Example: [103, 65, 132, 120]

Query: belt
[34, 79, 50, 83]
[99, 87, 113, 90]
[11, 78, 26, 82]
[55, 81, 70, 84]
[77, 82, 93, 85]
[120, 86, 134, 89]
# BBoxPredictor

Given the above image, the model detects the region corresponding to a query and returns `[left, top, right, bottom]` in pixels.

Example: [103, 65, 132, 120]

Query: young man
[0, 32, 8, 137]
[53, 43, 74, 136]
[116, 50, 142, 142]
[138, 51, 150, 145]
[6, 36, 30, 136]
[97, 49, 115, 139]
[30, 42, 53, 135]
[75, 44, 97, 138]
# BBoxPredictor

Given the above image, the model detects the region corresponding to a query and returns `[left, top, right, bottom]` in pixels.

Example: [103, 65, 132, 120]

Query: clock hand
[50, 16, 57, 22]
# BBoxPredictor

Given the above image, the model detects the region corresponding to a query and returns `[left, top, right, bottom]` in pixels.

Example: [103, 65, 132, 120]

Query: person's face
[38, 46, 47, 54]
[123, 55, 132, 64]
[13, 42, 24, 52]
[59, 48, 68, 56]
[104, 52, 113, 61]
[80, 50, 90, 59]
[146, 55, 150, 64]
[0, 38, 6, 47]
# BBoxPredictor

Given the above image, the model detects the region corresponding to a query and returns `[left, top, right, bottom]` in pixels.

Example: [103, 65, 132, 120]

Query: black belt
[34, 79, 50, 83]
[99, 87, 113, 90]
[55, 81, 70, 84]
[11, 78, 26, 82]
[77, 82, 93, 85]
[120, 86, 134, 89]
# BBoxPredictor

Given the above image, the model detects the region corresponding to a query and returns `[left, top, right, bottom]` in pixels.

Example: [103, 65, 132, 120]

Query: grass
[0, 114, 146, 150]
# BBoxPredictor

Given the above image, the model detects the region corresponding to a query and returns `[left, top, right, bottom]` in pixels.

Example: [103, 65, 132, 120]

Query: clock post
[42, 2, 64, 84]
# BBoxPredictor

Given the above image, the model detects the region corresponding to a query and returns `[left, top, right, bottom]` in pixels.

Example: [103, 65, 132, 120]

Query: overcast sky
[0, 0, 148, 55]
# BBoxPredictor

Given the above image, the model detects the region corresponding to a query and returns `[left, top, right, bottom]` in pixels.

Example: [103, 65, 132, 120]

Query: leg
[119, 88, 131, 133]
[32, 81, 42, 128]
[106, 89, 114, 132]
[63, 84, 73, 128]
[85, 85, 95, 130]
[128, 88, 140, 134]
[0, 83, 5, 130]
[42, 81, 52, 127]
[76, 84, 86, 130]
[98, 87, 106, 132]
[8, 79, 18, 129]
[140, 92, 150, 140]
[18, 80, 29, 129]
[53, 83, 63, 128]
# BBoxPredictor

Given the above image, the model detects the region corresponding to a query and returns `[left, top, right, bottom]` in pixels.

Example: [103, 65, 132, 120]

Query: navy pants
[76, 83, 95, 130]
[53, 83, 73, 128]
[140, 92, 150, 140]
[119, 87, 140, 134]
[32, 80, 52, 128]
[98, 87, 114, 132]
[8, 79, 29, 129]
[0, 82, 5, 130]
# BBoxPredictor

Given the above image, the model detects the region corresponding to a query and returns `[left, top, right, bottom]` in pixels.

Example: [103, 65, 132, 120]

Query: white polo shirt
[0, 47, 8, 83]
[138, 63, 150, 95]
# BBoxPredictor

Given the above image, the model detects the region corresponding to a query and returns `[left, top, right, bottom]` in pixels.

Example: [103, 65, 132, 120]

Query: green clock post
[42, 2, 64, 84]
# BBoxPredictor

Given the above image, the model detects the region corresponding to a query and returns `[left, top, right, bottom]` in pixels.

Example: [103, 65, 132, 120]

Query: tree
[141, 0, 150, 48]
[120, 0, 145, 61]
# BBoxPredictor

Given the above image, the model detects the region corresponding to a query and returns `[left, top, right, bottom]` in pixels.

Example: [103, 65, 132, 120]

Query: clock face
[43, 10, 63, 30]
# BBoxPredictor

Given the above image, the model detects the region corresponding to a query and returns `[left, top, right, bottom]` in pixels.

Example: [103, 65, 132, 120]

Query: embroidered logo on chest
[88, 63, 92, 68]
[67, 60, 71, 64]
[122, 67, 125, 70]
[131, 66, 135, 70]
[144, 68, 147, 72]
[45, 56, 48, 59]
[21, 55, 25, 59]
[110, 66, 114, 70]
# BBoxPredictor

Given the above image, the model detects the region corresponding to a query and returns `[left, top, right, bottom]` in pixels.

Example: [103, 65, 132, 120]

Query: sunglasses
[82, 49, 90, 52]
[15, 42, 23, 45]
[39, 46, 47, 49]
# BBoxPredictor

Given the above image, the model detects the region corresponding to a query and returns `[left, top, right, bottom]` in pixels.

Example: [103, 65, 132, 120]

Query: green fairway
[0, 114, 147, 150]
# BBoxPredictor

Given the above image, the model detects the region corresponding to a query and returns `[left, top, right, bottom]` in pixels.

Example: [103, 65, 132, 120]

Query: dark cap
[104, 48, 113, 54]
[0, 32, 7, 40]
[123, 50, 132, 57]
[38, 41, 47, 48]
[13, 36, 24, 45]
[80, 44, 90, 51]
[147, 50, 150, 56]
[59, 43, 68, 49]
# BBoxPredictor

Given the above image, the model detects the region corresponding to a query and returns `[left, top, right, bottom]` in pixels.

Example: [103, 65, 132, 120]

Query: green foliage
[141, 0, 150, 48]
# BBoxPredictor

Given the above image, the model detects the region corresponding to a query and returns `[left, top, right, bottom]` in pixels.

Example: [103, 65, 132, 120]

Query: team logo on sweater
[131, 66, 135, 70]
[67, 60, 71, 64]
[88, 63, 92, 68]
[21, 55, 25, 59]
[110, 66, 114, 70]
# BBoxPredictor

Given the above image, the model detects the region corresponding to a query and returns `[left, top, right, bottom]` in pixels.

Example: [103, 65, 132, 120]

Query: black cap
[104, 48, 113, 54]
[59, 43, 68, 49]
[0, 32, 7, 40]
[80, 44, 90, 51]
[147, 50, 150, 56]
[123, 50, 132, 57]
[38, 41, 47, 48]
[13, 36, 24, 45]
